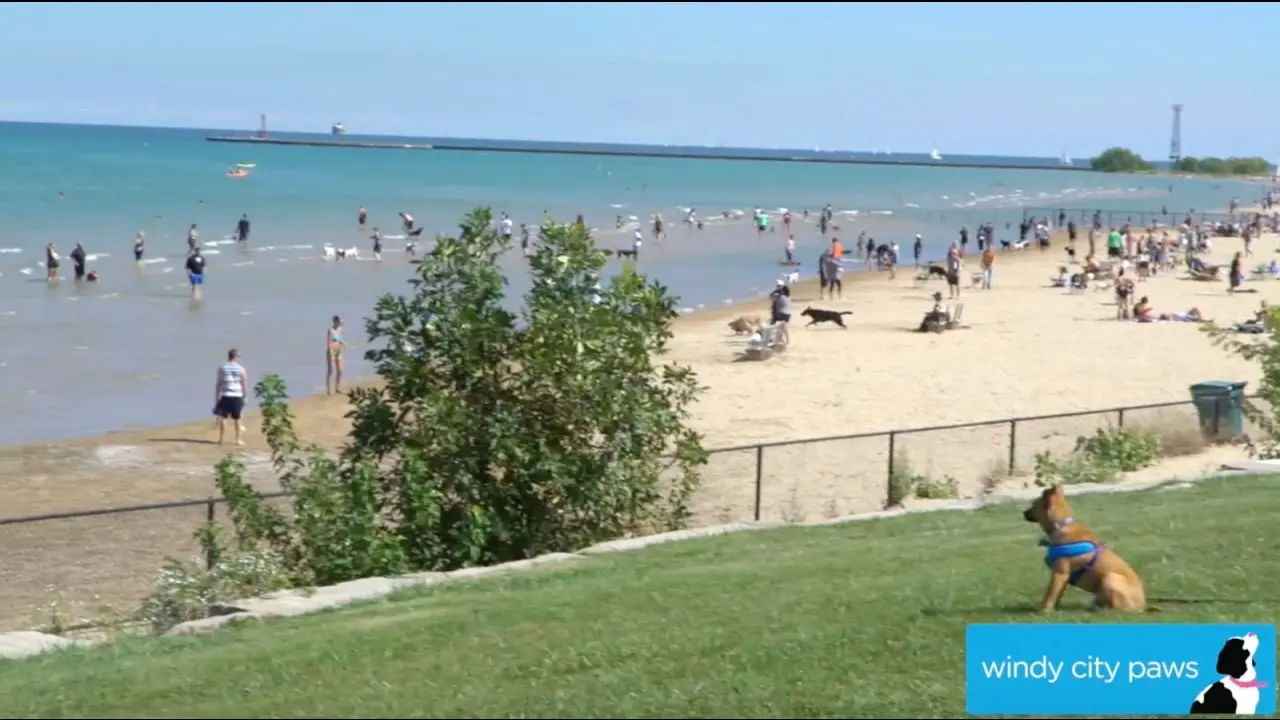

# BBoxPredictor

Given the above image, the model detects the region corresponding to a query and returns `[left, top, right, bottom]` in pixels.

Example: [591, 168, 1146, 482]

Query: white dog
[323, 245, 360, 261]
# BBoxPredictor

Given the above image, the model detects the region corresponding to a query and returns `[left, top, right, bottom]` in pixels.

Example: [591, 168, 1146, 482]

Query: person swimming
[326, 315, 346, 395]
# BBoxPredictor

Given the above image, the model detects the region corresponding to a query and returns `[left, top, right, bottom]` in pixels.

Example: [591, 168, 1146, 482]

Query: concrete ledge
[1, 469, 1268, 661]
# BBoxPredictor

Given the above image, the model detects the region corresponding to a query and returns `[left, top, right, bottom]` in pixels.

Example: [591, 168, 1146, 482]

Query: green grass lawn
[2, 476, 1276, 718]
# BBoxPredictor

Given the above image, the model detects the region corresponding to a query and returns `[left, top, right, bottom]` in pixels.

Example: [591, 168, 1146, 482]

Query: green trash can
[1188, 381, 1247, 441]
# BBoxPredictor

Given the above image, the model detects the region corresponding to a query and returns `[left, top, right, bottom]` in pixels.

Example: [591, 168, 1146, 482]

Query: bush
[208, 208, 706, 590]
[885, 452, 960, 507]
[1091, 147, 1154, 173]
[1032, 426, 1162, 487]
[137, 546, 291, 633]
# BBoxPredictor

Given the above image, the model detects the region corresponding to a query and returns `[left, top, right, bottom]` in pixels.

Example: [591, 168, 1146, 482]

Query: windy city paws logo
[965, 624, 1276, 716]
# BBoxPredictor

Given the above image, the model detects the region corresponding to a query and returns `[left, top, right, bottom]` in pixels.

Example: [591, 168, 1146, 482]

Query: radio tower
[1169, 104, 1183, 163]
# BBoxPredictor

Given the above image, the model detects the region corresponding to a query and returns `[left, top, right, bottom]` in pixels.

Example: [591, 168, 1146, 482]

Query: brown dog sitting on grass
[1023, 485, 1155, 612]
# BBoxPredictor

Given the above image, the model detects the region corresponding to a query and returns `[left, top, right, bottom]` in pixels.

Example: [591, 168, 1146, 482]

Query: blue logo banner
[966, 623, 1276, 716]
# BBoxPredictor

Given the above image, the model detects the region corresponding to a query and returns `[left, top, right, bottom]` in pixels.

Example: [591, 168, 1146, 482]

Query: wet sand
[0, 227, 1270, 630]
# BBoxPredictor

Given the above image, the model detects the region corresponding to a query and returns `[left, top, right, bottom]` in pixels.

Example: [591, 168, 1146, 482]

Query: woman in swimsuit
[45, 243, 60, 282]
[326, 315, 346, 395]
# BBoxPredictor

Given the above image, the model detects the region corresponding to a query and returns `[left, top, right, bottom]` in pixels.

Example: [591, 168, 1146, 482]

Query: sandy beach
[1, 224, 1273, 630]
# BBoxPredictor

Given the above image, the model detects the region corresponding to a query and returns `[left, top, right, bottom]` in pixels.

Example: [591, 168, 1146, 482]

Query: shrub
[208, 208, 706, 589]
[137, 546, 291, 633]
[1032, 426, 1162, 487]
[885, 452, 960, 507]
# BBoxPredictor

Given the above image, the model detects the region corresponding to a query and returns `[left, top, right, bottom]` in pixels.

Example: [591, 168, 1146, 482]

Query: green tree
[1173, 156, 1272, 176]
[210, 208, 706, 585]
[1203, 310, 1280, 458]
[1090, 147, 1154, 173]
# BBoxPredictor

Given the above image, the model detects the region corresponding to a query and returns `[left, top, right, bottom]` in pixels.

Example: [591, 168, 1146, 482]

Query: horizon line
[2, 118, 1089, 161]
[4, 118, 1273, 164]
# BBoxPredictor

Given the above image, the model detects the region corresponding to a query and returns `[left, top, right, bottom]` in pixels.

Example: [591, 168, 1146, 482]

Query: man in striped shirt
[215, 348, 248, 445]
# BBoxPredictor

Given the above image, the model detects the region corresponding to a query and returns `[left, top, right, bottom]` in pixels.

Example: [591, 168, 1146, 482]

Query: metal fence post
[204, 497, 217, 570]
[1117, 407, 1125, 428]
[753, 445, 763, 522]
[1007, 419, 1018, 476]
[886, 431, 897, 506]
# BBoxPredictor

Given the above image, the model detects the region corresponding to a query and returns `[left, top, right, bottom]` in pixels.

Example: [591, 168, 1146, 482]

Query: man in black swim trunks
[70, 241, 87, 281]
[236, 214, 251, 244]
[186, 247, 206, 300]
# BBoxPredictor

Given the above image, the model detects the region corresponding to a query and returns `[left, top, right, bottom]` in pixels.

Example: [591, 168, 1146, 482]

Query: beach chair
[743, 324, 784, 360]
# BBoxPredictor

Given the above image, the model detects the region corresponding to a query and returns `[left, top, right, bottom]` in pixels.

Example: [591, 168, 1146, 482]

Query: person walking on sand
[214, 348, 248, 446]
[980, 244, 996, 289]
[326, 315, 346, 395]
[946, 242, 962, 299]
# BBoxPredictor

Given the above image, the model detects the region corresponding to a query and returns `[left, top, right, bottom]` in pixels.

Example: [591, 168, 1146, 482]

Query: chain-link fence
[0, 396, 1252, 631]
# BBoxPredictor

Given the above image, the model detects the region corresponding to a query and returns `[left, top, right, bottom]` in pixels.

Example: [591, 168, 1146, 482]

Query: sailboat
[930, 146, 942, 161]
[1060, 147, 1073, 167]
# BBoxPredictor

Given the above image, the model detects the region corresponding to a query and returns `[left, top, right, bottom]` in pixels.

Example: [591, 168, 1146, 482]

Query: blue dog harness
[1040, 519, 1105, 586]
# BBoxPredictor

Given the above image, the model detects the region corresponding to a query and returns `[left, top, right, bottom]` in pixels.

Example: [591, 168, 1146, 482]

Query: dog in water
[800, 307, 851, 328]
[727, 315, 762, 335]
[615, 248, 638, 259]
[1022, 485, 1152, 612]
[323, 245, 360, 261]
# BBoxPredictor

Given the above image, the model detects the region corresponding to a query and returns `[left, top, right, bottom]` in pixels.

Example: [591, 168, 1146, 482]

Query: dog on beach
[800, 307, 851, 328]
[922, 264, 949, 280]
[615, 248, 638, 259]
[1022, 485, 1152, 612]
[323, 245, 360, 261]
[727, 315, 762, 335]
[407, 227, 424, 237]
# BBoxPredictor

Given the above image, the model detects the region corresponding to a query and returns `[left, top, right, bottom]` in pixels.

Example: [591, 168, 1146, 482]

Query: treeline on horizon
[1090, 146, 1274, 176]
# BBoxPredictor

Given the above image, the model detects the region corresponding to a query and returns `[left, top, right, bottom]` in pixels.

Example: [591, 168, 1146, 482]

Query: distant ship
[1060, 147, 1073, 166]
[331, 122, 347, 136]
[930, 147, 942, 161]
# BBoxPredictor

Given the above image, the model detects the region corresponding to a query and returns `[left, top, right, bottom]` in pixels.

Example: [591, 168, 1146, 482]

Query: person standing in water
[214, 348, 248, 446]
[70, 241, 87, 282]
[326, 315, 346, 395]
[133, 232, 146, 264]
[186, 223, 200, 254]
[186, 247, 206, 300]
[370, 227, 383, 261]
[236, 214, 251, 244]
[45, 243, 60, 282]
[357, 205, 368, 230]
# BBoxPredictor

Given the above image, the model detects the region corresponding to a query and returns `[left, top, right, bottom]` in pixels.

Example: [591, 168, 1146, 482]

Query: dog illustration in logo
[1190, 632, 1268, 714]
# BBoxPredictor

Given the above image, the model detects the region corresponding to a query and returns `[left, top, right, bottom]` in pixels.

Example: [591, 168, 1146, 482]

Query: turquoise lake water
[0, 121, 1264, 442]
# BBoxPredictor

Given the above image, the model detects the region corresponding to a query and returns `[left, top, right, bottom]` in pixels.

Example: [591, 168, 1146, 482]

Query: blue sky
[0, 2, 1272, 157]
